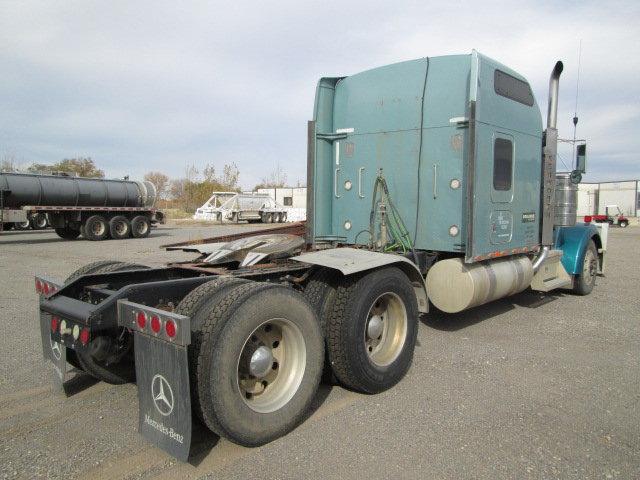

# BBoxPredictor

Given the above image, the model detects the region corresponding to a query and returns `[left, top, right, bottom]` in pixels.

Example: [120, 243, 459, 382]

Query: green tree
[27, 157, 105, 178]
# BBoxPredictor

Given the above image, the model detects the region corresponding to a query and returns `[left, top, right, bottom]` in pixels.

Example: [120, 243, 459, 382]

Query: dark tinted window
[494, 70, 534, 106]
[283, 196, 293, 206]
[493, 138, 513, 191]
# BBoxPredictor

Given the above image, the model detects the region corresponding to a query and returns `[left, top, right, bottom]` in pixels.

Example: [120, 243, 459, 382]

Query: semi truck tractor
[0, 172, 164, 239]
[36, 51, 604, 460]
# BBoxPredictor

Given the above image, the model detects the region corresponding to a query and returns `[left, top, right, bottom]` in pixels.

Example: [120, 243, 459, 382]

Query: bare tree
[144, 171, 170, 199]
[254, 164, 287, 190]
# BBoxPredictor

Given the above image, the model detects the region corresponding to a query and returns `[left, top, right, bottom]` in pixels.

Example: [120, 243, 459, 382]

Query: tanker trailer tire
[84, 215, 109, 241]
[195, 283, 324, 446]
[176, 276, 250, 422]
[131, 215, 151, 238]
[573, 240, 598, 296]
[15, 220, 31, 230]
[30, 213, 48, 230]
[109, 216, 131, 239]
[55, 227, 81, 240]
[67, 261, 150, 384]
[326, 267, 418, 394]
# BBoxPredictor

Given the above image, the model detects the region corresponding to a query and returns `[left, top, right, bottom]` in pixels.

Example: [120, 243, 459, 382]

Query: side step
[530, 249, 573, 292]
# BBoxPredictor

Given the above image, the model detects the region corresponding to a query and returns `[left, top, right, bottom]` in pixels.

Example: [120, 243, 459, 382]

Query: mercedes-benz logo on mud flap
[151, 374, 174, 416]
[50, 336, 62, 361]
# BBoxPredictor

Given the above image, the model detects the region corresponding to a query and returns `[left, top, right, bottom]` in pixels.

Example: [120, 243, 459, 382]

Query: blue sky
[1, 1, 638, 188]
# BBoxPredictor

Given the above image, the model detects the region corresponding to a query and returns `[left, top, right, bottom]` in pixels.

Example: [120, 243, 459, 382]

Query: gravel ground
[0, 224, 638, 479]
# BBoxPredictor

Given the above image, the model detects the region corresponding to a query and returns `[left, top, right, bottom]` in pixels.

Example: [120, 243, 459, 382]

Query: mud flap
[36, 276, 68, 390]
[118, 300, 193, 461]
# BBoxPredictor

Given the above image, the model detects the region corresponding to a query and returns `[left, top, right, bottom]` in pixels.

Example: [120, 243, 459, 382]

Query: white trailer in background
[193, 192, 288, 223]
[257, 187, 307, 222]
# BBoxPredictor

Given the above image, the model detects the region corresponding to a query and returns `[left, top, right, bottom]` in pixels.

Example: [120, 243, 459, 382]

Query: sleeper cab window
[494, 69, 534, 106]
[493, 138, 513, 191]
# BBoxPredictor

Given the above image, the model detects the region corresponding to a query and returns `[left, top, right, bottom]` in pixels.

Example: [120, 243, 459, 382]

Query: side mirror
[576, 143, 586, 173]
[570, 143, 587, 184]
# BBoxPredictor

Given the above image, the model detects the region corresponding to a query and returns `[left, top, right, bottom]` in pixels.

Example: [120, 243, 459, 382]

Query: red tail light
[165, 320, 176, 338]
[51, 316, 59, 332]
[79, 328, 90, 345]
[42, 283, 50, 295]
[35, 279, 43, 293]
[136, 311, 147, 329]
[151, 315, 161, 333]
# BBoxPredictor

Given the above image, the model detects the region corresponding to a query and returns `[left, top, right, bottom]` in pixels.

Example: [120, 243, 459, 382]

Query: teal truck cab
[36, 51, 603, 460]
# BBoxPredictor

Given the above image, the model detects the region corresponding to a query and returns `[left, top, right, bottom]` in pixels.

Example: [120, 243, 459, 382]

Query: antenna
[572, 40, 582, 169]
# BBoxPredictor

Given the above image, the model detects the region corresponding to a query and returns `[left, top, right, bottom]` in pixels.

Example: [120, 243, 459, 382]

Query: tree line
[1, 155, 292, 213]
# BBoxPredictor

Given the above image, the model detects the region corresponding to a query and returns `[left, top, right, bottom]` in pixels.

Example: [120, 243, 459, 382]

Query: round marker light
[165, 320, 176, 338]
[59, 320, 67, 334]
[51, 316, 59, 332]
[344, 220, 352, 230]
[449, 225, 460, 237]
[79, 328, 90, 345]
[35, 279, 43, 293]
[151, 315, 161, 334]
[136, 311, 147, 329]
[72, 324, 80, 340]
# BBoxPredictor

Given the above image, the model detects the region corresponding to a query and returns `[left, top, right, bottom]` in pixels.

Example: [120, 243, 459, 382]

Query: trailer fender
[291, 247, 428, 313]
[118, 300, 193, 461]
[554, 223, 603, 275]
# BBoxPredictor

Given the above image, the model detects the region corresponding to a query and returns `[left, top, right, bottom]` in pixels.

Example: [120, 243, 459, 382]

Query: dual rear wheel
[179, 280, 324, 446]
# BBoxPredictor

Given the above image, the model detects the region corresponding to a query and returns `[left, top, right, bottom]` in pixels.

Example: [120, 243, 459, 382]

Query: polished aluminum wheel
[237, 318, 306, 413]
[583, 248, 597, 285]
[364, 292, 408, 367]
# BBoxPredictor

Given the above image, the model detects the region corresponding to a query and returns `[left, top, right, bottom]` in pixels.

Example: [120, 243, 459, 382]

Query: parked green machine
[36, 51, 603, 460]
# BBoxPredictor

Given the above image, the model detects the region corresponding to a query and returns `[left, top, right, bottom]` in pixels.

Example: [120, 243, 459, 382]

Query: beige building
[577, 180, 638, 217]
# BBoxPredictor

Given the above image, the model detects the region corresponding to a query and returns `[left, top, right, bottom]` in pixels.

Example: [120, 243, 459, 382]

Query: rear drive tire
[303, 268, 341, 332]
[84, 215, 109, 241]
[176, 277, 250, 421]
[326, 267, 419, 394]
[131, 215, 151, 238]
[619, 220, 628, 228]
[573, 240, 598, 295]
[195, 283, 324, 446]
[109, 216, 131, 239]
[3, 223, 15, 231]
[55, 227, 81, 240]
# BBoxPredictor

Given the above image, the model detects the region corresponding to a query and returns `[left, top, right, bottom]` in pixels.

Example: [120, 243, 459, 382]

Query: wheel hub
[366, 314, 384, 340]
[249, 345, 273, 378]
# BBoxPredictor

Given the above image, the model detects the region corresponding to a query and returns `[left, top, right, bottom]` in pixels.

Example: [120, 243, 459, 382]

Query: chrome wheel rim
[237, 318, 306, 413]
[583, 249, 597, 284]
[364, 292, 408, 367]
[115, 221, 127, 235]
[136, 222, 148, 235]
[92, 221, 105, 236]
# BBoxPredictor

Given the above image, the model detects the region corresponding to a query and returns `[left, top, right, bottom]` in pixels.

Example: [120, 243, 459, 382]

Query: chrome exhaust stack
[539, 61, 564, 247]
[547, 61, 563, 129]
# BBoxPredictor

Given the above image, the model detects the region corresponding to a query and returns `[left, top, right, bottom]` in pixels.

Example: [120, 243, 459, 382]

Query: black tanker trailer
[0, 172, 164, 240]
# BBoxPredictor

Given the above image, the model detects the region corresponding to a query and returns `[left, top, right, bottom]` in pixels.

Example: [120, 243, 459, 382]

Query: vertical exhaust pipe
[547, 61, 564, 129]
[539, 60, 564, 249]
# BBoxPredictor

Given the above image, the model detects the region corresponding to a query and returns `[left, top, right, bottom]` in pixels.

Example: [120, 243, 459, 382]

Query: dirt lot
[0, 224, 638, 479]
